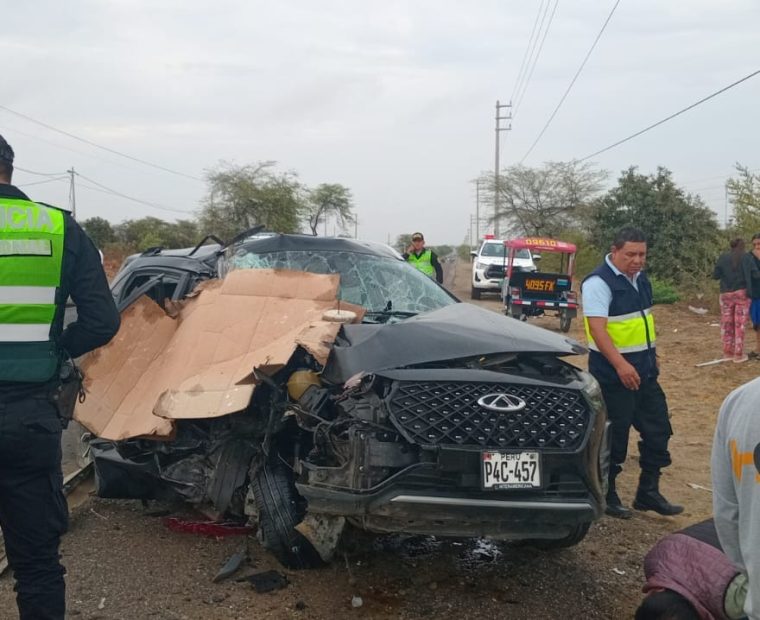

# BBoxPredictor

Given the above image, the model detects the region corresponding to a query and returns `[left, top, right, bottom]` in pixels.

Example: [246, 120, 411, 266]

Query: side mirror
[470, 250, 477, 257]
[532, 253, 542, 262]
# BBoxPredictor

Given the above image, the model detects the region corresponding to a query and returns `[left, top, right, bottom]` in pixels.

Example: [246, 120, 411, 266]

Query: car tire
[250, 460, 323, 569]
[559, 311, 572, 333]
[530, 522, 591, 550]
[470, 286, 481, 300]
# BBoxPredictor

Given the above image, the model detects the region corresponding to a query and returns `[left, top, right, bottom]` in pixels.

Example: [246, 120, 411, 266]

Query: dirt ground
[1, 259, 755, 620]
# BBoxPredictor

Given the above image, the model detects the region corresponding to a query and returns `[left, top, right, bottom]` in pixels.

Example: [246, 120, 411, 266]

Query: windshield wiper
[363, 309, 418, 323]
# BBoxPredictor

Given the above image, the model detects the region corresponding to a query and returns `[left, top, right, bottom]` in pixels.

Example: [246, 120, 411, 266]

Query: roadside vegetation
[466, 162, 760, 306]
[81, 161, 355, 258]
[81, 160, 760, 307]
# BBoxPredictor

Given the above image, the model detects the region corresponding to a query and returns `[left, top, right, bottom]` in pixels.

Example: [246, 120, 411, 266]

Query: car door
[113, 268, 192, 312]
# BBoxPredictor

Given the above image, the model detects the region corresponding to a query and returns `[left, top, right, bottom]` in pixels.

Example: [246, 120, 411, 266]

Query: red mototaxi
[502, 237, 578, 333]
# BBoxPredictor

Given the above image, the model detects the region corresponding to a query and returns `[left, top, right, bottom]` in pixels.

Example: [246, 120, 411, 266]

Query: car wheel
[250, 460, 323, 569]
[470, 286, 481, 300]
[510, 307, 522, 320]
[559, 311, 572, 333]
[530, 522, 591, 550]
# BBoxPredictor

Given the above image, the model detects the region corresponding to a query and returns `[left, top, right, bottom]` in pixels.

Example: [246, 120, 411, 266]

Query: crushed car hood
[324, 302, 586, 383]
[75, 269, 363, 441]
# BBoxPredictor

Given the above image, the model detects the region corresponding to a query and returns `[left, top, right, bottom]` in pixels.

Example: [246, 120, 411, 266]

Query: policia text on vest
[0, 199, 66, 383]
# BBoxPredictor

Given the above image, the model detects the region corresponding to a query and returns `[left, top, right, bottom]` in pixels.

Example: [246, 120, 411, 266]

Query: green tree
[482, 161, 607, 237]
[114, 217, 168, 250]
[81, 216, 115, 248]
[430, 244, 454, 258]
[727, 163, 760, 237]
[457, 243, 472, 261]
[394, 234, 412, 254]
[588, 167, 722, 286]
[306, 184, 355, 235]
[162, 219, 199, 248]
[199, 162, 305, 239]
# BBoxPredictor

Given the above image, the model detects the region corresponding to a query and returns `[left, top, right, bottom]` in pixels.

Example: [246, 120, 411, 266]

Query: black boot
[605, 475, 632, 519]
[633, 471, 684, 516]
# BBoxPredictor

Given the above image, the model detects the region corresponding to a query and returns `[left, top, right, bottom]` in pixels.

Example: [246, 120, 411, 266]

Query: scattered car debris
[163, 517, 253, 538]
[611, 568, 626, 576]
[695, 357, 733, 367]
[213, 551, 246, 583]
[686, 482, 713, 493]
[688, 305, 708, 315]
[351, 595, 364, 608]
[247, 570, 289, 593]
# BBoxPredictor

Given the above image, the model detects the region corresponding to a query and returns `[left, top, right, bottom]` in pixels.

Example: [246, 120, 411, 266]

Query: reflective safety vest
[0, 197, 65, 383]
[583, 262, 658, 384]
[407, 249, 435, 278]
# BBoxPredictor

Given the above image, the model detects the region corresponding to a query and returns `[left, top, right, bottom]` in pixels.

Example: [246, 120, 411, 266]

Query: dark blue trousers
[0, 395, 67, 620]
[600, 378, 673, 478]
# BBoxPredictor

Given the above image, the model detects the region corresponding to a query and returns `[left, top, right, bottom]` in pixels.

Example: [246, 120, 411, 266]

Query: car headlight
[476, 261, 489, 270]
[580, 371, 605, 414]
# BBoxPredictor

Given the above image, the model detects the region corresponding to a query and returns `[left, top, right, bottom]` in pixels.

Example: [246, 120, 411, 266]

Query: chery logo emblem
[477, 393, 527, 412]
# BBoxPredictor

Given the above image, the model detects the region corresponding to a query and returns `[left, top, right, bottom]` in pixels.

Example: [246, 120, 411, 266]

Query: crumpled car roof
[231, 234, 402, 261]
[323, 302, 586, 383]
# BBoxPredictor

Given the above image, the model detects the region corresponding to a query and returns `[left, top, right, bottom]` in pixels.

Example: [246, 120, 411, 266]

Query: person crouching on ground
[635, 519, 747, 620]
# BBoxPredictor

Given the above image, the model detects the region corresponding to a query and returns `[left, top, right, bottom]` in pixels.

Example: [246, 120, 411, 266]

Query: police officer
[582, 227, 683, 519]
[403, 232, 443, 283]
[0, 134, 120, 619]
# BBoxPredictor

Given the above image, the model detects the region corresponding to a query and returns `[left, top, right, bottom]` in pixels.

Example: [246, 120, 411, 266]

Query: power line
[17, 175, 69, 188]
[0, 105, 203, 182]
[14, 165, 67, 177]
[513, 0, 560, 118]
[520, 0, 622, 163]
[1, 122, 167, 176]
[510, 1, 548, 105]
[579, 68, 760, 162]
[74, 172, 196, 215]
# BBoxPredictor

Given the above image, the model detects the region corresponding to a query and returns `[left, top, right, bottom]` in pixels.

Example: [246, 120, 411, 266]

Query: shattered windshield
[222, 249, 456, 318]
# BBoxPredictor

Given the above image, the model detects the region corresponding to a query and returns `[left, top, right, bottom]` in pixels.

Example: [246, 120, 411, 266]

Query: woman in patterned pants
[713, 238, 751, 362]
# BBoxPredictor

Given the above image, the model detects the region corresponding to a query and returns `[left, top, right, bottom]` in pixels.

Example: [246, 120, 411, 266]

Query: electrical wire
[0, 104, 203, 182]
[16, 175, 69, 188]
[578, 68, 760, 162]
[74, 172, 196, 215]
[510, 1, 548, 105]
[513, 0, 560, 118]
[1, 122, 167, 176]
[520, 0, 622, 163]
[13, 165, 67, 177]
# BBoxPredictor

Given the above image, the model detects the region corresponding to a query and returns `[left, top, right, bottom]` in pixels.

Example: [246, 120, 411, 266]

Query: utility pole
[476, 180, 481, 242]
[494, 100, 512, 237]
[67, 167, 76, 220]
[724, 182, 729, 228]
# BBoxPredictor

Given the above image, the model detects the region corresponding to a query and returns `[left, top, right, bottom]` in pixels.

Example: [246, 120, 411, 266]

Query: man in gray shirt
[712, 376, 760, 619]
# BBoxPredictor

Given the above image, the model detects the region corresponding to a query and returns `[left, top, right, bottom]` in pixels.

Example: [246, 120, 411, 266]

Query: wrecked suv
[86, 234, 609, 568]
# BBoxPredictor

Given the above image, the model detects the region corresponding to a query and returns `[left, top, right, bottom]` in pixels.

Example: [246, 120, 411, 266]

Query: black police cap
[0, 135, 15, 165]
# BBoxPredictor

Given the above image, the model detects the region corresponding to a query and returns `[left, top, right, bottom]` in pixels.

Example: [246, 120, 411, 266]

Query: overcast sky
[2, 0, 759, 245]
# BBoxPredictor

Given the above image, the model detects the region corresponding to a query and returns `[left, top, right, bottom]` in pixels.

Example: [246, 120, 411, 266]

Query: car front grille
[387, 381, 590, 450]
[484, 264, 504, 279]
